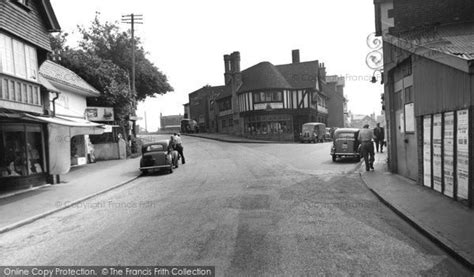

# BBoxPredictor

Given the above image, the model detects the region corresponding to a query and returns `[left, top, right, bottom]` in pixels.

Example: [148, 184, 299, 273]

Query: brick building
[374, 0, 474, 206]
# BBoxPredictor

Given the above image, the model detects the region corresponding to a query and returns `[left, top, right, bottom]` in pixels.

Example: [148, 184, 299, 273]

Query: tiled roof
[238, 62, 292, 93]
[39, 60, 100, 96]
[275, 60, 319, 89]
[399, 21, 474, 60]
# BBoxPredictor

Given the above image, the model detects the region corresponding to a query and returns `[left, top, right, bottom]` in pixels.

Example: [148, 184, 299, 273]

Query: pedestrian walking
[373, 122, 385, 153]
[174, 133, 185, 164]
[358, 124, 375, 172]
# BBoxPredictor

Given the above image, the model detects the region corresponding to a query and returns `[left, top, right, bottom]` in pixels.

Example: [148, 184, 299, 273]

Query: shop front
[0, 119, 48, 190]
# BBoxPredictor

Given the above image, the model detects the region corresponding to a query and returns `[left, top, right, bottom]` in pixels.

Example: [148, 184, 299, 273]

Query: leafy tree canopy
[78, 13, 173, 101]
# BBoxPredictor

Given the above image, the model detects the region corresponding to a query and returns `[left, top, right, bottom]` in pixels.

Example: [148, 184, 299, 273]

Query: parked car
[139, 140, 175, 174]
[181, 119, 199, 133]
[330, 128, 361, 162]
[300, 122, 326, 143]
[324, 127, 333, 141]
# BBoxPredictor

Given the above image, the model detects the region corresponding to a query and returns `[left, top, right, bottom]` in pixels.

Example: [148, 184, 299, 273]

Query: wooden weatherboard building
[0, 0, 104, 190]
[374, 0, 474, 206]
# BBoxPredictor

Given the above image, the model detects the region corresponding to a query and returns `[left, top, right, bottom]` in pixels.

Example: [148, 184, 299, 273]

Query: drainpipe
[51, 92, 60, 117]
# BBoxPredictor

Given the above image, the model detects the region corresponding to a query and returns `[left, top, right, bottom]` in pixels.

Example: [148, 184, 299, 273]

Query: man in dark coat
[373, 123, 385, 153]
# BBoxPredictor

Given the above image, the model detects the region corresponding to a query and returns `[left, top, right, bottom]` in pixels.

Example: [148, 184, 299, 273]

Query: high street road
[0, 135, 470, 276]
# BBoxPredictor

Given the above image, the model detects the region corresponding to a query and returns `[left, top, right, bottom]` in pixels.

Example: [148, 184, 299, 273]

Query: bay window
[0, 33, 38, 81]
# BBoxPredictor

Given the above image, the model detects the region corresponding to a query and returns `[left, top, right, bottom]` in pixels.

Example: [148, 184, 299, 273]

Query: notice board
[433, 114, 442, 192]
[444, 112, 454, 198]
[423, 116, 432, 188]
[457, 109, 469, 200]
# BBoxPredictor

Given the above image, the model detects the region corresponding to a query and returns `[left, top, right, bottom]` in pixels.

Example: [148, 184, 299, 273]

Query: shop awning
[21, 114, 106, 175]
[22, 114, 105, 134]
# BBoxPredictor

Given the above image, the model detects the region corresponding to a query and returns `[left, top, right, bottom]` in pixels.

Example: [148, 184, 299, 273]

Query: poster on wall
[432, 114, 442, 192]
[423, 116, 432, 188]
[457, 109, 469, 201]
[444, 112, 455, 198]
[404, 103, 415, 132]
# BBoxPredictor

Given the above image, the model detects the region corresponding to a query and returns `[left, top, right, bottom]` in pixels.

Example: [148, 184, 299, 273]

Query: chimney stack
[224, 54, 231, 84]
[292, 49, 300, 64]
[230, 51, 241, 73]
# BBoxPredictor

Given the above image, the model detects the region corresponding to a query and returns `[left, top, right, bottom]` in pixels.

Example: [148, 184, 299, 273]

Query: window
[253, 91, 283, 103]
[0, 124, 45, 177]
[11, 0, 31, 11]
[218, 98, 232, 111]
[394, 90, 402, 110]
[0, 34, 37, 81]
[404, 86, 414, 103]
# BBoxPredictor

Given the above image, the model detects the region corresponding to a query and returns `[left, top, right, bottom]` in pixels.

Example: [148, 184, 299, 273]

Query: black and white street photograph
[1, 0, 474, 276]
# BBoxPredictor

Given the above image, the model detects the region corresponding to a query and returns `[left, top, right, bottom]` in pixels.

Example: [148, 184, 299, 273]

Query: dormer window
[11, 0, 31, 11]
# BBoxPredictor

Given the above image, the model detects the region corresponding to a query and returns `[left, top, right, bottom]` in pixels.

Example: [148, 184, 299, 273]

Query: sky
[50, 0, 384, 131]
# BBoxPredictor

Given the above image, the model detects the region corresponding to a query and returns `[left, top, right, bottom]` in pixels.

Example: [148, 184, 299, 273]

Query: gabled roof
[238, 62, 292, 93]
[189, 85, 230, 101]
[213, 85, 232, 100]
[0, 0, 60, 51]
[39, 0, 61, 32]
[39, 60, 100, 97]
[275, 60, 319, 89]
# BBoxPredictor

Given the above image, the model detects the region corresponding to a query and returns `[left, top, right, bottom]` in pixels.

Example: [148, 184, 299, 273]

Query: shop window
[244, 115, 292, 135]
[0, 125, 44, 177]
[228, 118, 233, 127]
[222, 119, 227, 128]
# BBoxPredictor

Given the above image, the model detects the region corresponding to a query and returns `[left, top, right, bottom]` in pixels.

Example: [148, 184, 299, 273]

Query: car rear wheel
[141, 169, 148, 175]
[332, 155, 336, 162]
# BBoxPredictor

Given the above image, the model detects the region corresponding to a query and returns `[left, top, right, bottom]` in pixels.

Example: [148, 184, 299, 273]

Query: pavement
[183, 132, 294, 144]
[360, 151, 474, 270]
[0, 157, 141, 233]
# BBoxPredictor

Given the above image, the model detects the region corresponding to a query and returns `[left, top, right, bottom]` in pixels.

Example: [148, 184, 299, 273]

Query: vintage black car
[330, 128, 361, 162]
[139, 140, 176, 174]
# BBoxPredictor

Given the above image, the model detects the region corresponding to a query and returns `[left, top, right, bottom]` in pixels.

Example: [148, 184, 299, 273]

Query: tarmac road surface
[0, 135, 470, 276]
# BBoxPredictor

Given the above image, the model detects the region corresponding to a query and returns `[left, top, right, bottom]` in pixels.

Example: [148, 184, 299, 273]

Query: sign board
[85, 107, 114, 122]
[443, 112, 454, 198]
[404, 103, 415, 132]
[456, 109, 469, 200]
[433, 114, 442, 192]
[254, 102, 283, 110]
[423, 116, 432, 188]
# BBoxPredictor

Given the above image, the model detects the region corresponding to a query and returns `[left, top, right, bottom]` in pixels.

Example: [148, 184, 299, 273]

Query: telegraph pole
[121, 13, 143, 96]
[122, 14, 143, 137]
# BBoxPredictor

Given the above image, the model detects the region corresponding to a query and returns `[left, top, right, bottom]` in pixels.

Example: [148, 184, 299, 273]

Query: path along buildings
[187, 50, 347, 141]
[374, 0, 474, 206]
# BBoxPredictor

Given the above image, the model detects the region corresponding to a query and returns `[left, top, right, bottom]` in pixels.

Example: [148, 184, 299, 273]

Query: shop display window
[0, 124, 44, 177]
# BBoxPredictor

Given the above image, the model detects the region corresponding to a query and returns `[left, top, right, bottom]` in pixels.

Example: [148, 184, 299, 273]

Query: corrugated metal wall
[413, 57, 472, 116]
